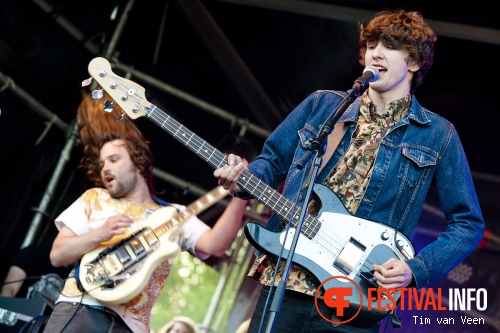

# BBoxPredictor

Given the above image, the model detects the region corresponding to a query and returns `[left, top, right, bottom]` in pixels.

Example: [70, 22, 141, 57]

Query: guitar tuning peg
[103, 100, 114, 112]
[115, 113, 125, 122]
[81, 77, 93, 87]
[91, 89, 103, 99]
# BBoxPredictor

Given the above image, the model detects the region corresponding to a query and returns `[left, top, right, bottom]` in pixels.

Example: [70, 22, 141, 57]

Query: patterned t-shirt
[248, 92, 410, 296]
[54, 187, 210, 333]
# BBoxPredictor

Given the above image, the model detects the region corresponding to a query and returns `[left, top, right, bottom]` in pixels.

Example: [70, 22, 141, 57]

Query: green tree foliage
[150, 252, 222, 331]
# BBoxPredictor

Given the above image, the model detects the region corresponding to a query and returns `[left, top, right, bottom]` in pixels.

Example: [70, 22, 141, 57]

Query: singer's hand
[213, 154, 246, 193]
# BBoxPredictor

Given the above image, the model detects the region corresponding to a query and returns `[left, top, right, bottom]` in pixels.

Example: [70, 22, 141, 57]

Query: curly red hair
[76, 89, 155, 195]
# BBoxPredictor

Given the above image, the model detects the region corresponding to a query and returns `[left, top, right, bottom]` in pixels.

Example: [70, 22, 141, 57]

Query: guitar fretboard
[153, 186, 229, 237]
[145, 105, 321, 239]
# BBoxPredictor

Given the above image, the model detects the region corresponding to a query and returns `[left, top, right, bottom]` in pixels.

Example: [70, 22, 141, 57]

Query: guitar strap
[75, 261, 84, 292]
[318, 122, 346, 174]
[153, 197, 172, 208]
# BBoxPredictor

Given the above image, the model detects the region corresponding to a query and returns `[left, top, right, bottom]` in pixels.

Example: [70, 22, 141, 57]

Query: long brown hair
[76, 89, 156, 195]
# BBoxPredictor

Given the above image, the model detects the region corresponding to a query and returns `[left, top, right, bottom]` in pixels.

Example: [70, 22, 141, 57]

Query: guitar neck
[86, 57, 312, 232]
[145, 105, 320, 238]
[153, 185, 229, 237]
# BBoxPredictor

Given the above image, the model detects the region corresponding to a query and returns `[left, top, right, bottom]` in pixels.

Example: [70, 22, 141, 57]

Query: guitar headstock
[87, 57, 150, 119]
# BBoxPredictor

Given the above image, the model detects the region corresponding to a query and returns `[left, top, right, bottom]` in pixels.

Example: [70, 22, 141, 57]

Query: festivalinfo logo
[315, 276, 488, 326]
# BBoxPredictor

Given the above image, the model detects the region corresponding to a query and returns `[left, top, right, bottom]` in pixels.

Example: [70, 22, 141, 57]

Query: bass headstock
[86, 57, 150, 119]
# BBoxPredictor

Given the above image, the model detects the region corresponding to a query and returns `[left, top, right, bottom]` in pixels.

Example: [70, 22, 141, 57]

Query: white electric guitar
[86, 57, 415, 325]
[79, 185, 229, 305]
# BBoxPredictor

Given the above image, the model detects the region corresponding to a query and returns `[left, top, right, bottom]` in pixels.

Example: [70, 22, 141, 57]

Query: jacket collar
[339, 94, 430, 125]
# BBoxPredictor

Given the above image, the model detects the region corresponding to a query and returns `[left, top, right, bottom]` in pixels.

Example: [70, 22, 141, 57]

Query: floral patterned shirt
[248, 92, 410, 296]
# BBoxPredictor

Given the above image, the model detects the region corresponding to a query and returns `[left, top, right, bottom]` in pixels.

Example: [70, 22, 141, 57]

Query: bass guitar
[79, 185, 229, 305]
[86, 57, 415, 325]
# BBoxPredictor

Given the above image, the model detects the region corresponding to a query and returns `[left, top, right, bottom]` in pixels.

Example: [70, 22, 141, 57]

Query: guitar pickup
[116, 247, 132, 265]
[334, 238, 366, 275]
[143, 229, 159, 246]
[129, 239, 145, 255]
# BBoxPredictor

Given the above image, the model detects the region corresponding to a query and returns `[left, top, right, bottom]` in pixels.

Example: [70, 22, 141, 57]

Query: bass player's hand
[373, 258, 413, 288]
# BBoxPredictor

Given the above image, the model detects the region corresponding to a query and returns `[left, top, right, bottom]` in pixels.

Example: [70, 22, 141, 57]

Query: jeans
[42, 302, 133, 333]
[248, 286, 380, 333]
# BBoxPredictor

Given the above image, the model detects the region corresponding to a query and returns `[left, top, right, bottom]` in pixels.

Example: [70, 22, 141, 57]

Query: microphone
[352, 66, 380, 91]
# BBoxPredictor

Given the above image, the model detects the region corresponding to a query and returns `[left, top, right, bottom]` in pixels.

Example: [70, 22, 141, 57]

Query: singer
[214, 9, 484, 333]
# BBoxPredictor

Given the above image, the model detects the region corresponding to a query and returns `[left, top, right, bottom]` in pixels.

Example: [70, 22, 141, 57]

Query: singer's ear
[408, 60, 420, 73]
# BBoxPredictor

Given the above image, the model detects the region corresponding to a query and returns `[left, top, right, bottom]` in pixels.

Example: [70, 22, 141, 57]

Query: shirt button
[298, 195, 303, 201]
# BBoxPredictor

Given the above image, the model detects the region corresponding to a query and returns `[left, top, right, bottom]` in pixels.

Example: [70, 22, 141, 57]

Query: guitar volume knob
[381, 231, 389, 240]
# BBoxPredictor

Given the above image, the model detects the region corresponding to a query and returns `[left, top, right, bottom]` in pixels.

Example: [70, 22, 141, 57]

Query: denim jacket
[246, 90, 484, 289]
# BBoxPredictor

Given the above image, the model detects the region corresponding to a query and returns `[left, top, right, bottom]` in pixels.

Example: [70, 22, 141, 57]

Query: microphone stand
[263, 85, 363, 333]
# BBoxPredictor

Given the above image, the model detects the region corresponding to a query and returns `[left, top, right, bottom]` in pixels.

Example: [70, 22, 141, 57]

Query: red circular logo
[314, 276, 363, 324]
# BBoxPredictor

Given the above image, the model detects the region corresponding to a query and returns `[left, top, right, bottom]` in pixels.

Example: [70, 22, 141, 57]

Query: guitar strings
[146, 107, 382, 287]
[110, 78, 381, 286]
[98, 75, 381, 287]
[97, 73, 405, 288]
